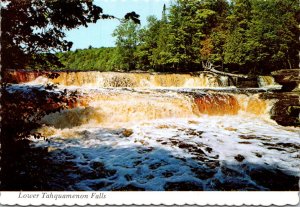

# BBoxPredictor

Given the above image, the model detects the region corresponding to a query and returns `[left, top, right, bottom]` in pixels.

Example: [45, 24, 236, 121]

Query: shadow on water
[3, 138, 299, 191]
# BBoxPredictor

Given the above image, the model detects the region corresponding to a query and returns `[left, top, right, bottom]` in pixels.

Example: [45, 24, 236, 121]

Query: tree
[1, 0, 140, 70]
[167, 0, 203, 71]
[246, 0, 300, 72]
[223, 0, 300, 74]
[134, 15, 161, 71]
[150, 5, 173, 72]
[199, 0, 230, 69]
[166, 0, 229, 72]
[112, 19, 141, 71]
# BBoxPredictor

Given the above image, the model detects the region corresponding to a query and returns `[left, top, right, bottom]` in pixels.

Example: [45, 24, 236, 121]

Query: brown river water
[5, 71, 300, 191]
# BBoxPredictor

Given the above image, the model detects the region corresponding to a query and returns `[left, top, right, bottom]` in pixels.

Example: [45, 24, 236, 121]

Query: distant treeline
[57, 0, 299, 74]
[56, 47, 117, 71]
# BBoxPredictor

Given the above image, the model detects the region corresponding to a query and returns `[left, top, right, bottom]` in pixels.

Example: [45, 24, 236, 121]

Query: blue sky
[65, 0, 171, 50]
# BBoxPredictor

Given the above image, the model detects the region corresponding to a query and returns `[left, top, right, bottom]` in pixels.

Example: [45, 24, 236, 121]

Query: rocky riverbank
[260, 92, 299, 127]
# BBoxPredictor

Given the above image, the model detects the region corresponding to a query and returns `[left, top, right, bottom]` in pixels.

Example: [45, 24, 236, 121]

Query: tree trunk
[201, 61, 251, 81]
[208, 67, 248, 78]
[287, 55, 292, 69]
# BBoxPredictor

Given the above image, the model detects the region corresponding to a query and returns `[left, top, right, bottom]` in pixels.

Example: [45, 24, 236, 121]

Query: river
[5, 71, 300, 191]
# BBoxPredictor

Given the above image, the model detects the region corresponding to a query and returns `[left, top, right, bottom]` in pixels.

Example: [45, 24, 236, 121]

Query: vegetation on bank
[57, 0, 299, 75]
[56, 47, 117, 71]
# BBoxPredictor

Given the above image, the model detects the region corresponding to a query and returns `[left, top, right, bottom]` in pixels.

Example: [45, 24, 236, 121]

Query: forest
[56, 0, 300, 75]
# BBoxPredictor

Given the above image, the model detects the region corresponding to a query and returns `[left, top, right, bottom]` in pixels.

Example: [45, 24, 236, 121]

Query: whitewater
[6, 71, 300, 191]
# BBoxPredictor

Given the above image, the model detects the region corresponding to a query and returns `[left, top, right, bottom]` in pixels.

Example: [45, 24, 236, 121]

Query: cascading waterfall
[37, 89, 273, 136]
[39, 90, 199, 129]
[6, 70, 230, 88]
[6, 70, 299, 191]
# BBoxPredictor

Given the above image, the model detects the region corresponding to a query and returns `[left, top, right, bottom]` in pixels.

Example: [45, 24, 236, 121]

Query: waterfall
[258, 76, 281, 89]
[5, 69, 300, 192]
[38, 89, 272, 131]
[5, 70, 230, 88]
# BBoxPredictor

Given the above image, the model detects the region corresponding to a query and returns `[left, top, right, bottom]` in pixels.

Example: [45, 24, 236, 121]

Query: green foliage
[1, 0, 141, 70]
[53, 0, 300, 73]
[224, 0, 300, 74]
[112, 20, 141, 71]
[1, 0, 106, 70]
[56, 47, 117, 71]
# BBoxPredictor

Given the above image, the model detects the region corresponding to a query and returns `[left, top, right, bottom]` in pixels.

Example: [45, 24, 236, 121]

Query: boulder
[260, 92, 300, 127]
[122, 129, 133, 137]
[271, 69, 300, 91]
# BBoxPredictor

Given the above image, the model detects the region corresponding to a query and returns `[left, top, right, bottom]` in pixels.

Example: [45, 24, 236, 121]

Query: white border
[0, 191, 299, 205]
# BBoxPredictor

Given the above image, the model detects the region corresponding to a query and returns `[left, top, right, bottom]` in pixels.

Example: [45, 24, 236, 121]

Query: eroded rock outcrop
[271, 69, 300, 91]
[260, 92, 299, 127]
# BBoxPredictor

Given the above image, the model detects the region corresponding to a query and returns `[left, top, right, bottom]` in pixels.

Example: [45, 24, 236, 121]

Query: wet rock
[288, 106, 300, 117]
[156, 124, 171, 129]
[169, 138, 179, 145]
[149, 162, 163, 170]
[195, 155, 209, 162]
[171, 140, 179, 145]
[162, 171, 174, 178]
[267, 147, 286, 151]
[239, 135, 256, 140]
[271, 69, 300, 92]
[113, 184, 145, 191]
[206, 160, 220, 169]
[239, 135, 270, 141]
[90, 161, 105, 170]
[249, 168, 299, 190]
[212, 179, 259, 191]
[255, 153, 262, 158]
[124, 174, 132, 181]
[145, 175, 155, 180]
[224, 127, 237, 131]
[262, 143, 290, 152]
[188, 120, 200, 125]
[62, 151, 77, 159]
[133, 160, 142, 166]
[90, 181, 113, 190]
[205, 147, 213, 153]
[89, 161, 117, 178]
[194, 148, 206, 155]
[164, 181, 203, 191]
[176, 157, 187, 162]
[185, 129, 203, 136]
[178, 142, 195, 149]
[260, 92, 300, 127]
[139, 140, 149, 146]
[277, 142, 300, 150]
[142, 147, 153, 152]
[221, 166, 243, 177]
[122, 129, 133, 137]
[192, 168, 216, 180]
[234, 154, 245, 162]
[238, 141, 252, 144]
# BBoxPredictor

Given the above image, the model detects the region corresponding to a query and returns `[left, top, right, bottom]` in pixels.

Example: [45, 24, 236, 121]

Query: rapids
[6, 70, 231, 88]
[6, 71, 300, 191]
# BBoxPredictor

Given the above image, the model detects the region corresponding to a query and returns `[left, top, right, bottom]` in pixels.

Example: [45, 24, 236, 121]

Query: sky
[65, 0, 171, 50]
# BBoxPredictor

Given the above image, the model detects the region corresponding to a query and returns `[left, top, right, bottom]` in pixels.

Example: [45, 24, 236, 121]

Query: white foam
[32, 115, 300, 191]
[10, 83, 299, 190]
